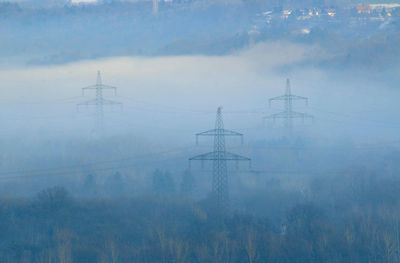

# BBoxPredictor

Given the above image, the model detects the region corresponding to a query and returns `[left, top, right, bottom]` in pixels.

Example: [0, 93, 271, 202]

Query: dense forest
[1, 171, 400, 262]
[0, 143, 400, 262]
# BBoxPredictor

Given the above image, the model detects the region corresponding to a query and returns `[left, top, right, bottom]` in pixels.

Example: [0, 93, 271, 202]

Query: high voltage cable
[116, 95, 213, 114]
[0, 96, 84, 105]
[0, 145, 195, 178]
[0, 145, 397, 181]
[314, 116, 400, 129]
[2, 94, 400, 136]
[308, 106, 400, 127]
[117, 95, 266, 114]
[3, 95, 399, 127]
[0, 157, 178, 181]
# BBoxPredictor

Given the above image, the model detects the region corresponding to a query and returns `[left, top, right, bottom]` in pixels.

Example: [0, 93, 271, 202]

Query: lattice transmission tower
[264, 78, 313, 137]
[77, 71, 122, 136]
[189, 107, 251, 211]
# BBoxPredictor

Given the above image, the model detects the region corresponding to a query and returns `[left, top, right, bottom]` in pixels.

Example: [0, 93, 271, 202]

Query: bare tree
[243, 227, 259, 263]
[55, 229, 73, 263]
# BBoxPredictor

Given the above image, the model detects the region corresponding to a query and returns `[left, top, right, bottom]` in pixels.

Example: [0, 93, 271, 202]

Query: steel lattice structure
[189, 107, 251, 211]
[264, 78, 313, 137]
[77, 71, 122, 135]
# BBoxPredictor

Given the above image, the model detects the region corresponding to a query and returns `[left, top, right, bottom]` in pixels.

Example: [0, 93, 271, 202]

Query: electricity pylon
[189, 107, 251, 211]
[77, 71, 122, 136]
[264, 78, 313, 138]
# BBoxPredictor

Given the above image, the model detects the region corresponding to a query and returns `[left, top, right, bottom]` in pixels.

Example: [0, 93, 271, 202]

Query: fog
[1, 42, 400, 140]
[0, 40, 398, 199]
[1, 1, 400, 262]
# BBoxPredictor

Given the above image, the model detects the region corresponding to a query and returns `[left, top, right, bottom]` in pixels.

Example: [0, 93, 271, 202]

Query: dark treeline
[1, 0, 399, 70]
[1, 145, 400, 262]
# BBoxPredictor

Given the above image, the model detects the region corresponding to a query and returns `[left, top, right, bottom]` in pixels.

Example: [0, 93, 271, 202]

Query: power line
[0, 146, 195, 180]
[309, 106, 400, 128]
[0, 146, 194, 176]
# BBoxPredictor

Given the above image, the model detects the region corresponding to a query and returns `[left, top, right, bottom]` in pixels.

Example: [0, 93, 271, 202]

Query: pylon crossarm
[100, 84, 118, 93]
[82, 84, 116, 89]
[196, 129, 243, 137]
[223, 151, 251, 161]
[269, 95, 287, 103]
[100, 84, 117, 89]
[82, 85, 97, 90]
[289, 94, 308, 100]
[289, 94, 308, 101]
[81, 85, 97, 95]
[189, 152, 217, 161]
[264, 111, 313, 119]
[81, 84, 117, 93]
[270, 94, 307, 102]
[189, 151, 250, 161]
